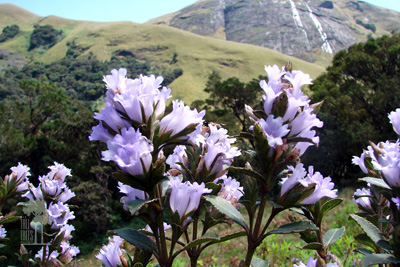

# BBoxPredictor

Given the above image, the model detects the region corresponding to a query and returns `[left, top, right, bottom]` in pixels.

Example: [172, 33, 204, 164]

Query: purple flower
[294, 256, 317, 267]
[47, 162, 71, 181]
[166, 145, 188, 170]
[47, 202, 75, 229]
[96, 236, 125, 267]
[258, 115, 290, 147]
[103, 68, 129, 100]
[301, 166, 337, 205]
[203, 125, 241, 176]
[118, 182, 148, 211]
[280, 163, 308, 197]
[294, 130, 319, 156]
[58, 188, 75, 202]
[60, 241, 80, 264]
[0, 226, 6, 238]
[168, 177, 212, 219]
[94, 102, 131, 133]
[289, 105, 323, 137]
[102, 127, 153, 176]
[371, 140, 400, 188]
[215, 175, 244, 208]
[10, 162, 30, 191]
[60, 224, 75, 240]
[264, 64, 285, 93]
[144, 222, 171, 233]
[353, 188, 373, 212]
[89, 123, 114, 143]
[352, 152, 369, 174]
[392, 197, 400, 210]
[35, 246, 59, 261]
[260, 80, 280, 115]
[159, 100, 205, 139]
[389, 108, 400, 135]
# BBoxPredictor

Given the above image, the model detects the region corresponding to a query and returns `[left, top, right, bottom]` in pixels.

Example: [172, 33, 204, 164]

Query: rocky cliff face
[148, 0, 400, 62]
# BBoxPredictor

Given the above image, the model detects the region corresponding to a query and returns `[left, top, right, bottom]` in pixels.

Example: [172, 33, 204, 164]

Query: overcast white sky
[0, 0, 399, 23]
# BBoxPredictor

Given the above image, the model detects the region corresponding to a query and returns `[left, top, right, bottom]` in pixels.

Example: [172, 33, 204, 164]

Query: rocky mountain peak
[148, 0, 400, 63]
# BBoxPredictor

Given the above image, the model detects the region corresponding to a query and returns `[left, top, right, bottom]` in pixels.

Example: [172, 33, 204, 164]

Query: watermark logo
[21, 199, 50, 245]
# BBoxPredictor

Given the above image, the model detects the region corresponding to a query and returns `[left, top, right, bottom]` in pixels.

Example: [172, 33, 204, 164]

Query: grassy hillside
[0, 4, 325, 103]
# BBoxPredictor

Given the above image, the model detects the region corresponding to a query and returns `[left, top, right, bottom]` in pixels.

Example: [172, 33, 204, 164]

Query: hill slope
[147, 0, 400, 64]
[0, 3, 324, 103]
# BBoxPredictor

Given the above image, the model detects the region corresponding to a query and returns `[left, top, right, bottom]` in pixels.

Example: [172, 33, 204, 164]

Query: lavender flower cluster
[352, 108, 400, 213]
[246, 64, 337, 205]
[92, 69, 243, 265]
[20, 162, 79, 265]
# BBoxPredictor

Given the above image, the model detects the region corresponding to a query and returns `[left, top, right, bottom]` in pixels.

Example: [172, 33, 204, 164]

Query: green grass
[75, 189, 363, 267]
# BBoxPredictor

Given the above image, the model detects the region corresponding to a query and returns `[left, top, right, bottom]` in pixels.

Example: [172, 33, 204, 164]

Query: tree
[303, 34, 400, 185]
[0, 24, 20, 43]
[202, 72, 263, 133]
[28, 24, 63, 51]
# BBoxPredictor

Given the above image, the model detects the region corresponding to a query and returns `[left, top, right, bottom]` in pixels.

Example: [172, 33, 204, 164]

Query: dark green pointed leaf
[267, 221, 318, 235]
[354, 234, 379, 252]
[358, 178, 390, 190]
[218, 231, 246, 242]
[361, 254, 400, 266]
[126, 199, 156, 215]
[350, 214, 384, 246]
[319, 198, 343, 218]
[299, 242, 323, 251]
[180, 233, 220, 251]
[376, 240, 393, 251]
[226, 166, 264, 181]
[354, 248, 373, 255]
[251, 257, 269, 267]
[0, 216, 20, 225]
[323, 227, 345, 249]
[204, 195, 248, 231]
[115, 228, 156, 253]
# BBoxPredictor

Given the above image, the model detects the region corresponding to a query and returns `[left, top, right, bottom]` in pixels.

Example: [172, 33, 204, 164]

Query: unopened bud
[284, 62, 293, 73]
[309, 100, 324, 114]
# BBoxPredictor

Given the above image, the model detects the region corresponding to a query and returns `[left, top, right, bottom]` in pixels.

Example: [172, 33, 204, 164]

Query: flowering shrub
[351, 109, 400, 266]
[3, 62, 400, 267]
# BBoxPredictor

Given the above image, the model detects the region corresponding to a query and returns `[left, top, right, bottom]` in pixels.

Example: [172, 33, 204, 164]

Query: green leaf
[350, 214, 384, 247]
[323, 227, 345, 249]
[114, 228, 156, 253]
[218, 231, 246, 242]
[319, 198, 343, 219]
[358, 177, 390, 190]
[181, 233, 220, 251]
[126, 199, 156, 215]
[299, 242, 324, 251]
[0, 215, 20, 225]
[251, 257, 269, 267]
[266, 221, 318, 235]
[204, 195, 248, 231]
[354, 234, 379, 252]
[226, 166, 264, 181]
[354, 248, 373, 255]
[361, 254, 400, 266]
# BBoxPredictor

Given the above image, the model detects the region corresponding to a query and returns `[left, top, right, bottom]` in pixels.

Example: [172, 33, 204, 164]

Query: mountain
[0, 3, 325, 103]
[147, 0, 400, 64]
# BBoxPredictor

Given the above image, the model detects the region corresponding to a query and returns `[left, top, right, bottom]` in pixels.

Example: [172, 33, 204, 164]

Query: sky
[0, 0, 399, 24]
